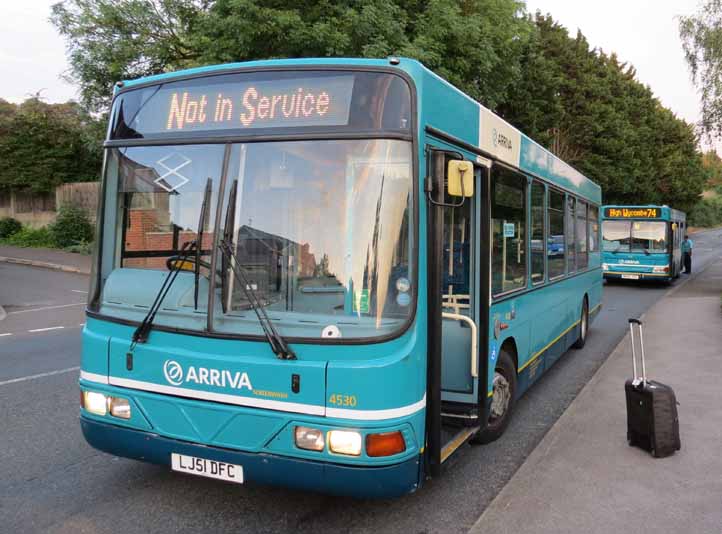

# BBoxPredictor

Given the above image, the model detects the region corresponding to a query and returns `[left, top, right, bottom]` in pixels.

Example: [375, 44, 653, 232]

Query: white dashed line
[0, 366, 80, 387]
[28, 326, 65, 333]
[8, 302, 85, 315]
[0, 333, 12, 337]
[79, 323, 85, 326]
[71, 290, 88, 294]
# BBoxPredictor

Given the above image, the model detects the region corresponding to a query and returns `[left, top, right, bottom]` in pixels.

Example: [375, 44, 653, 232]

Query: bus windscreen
[110, 71, 412, 139]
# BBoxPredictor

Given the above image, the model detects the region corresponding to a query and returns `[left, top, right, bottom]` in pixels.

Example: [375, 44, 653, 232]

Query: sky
[0, 0, 711, 149]
[525, 0, 703, 138]
[1, 0, 77, 104]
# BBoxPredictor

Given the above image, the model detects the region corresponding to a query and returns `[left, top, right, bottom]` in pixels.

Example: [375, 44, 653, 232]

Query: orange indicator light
[366, 431, 406, 457]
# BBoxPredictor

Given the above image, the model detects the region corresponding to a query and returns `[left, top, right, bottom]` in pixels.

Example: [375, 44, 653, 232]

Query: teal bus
[601, 205, 686, 282]
[79, 57, 602, 497]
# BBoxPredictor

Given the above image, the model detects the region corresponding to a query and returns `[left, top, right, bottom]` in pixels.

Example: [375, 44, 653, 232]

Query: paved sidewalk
[471, 258, 722, 534]
[0, 245, 91, 274]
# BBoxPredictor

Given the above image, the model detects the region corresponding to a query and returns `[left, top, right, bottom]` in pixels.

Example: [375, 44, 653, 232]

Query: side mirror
[447, 160, 474, 197]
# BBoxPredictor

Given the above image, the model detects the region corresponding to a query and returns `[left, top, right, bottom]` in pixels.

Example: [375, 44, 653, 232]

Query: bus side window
[491, 166, 527, 296]
[547, 188, 565, 279]
[566, 195, 577, 273]
[588, 205, 599, 253]
[530, 181, 545, 284]
[576, 200, 588, 269]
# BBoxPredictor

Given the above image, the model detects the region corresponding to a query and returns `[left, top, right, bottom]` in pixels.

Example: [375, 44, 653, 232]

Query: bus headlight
[81, 391, 107, 416]
[109, 397, 131, 419]
[653, 265, 669, 273]
[295, 426, 325, 451]
[328, 430, 362, 456]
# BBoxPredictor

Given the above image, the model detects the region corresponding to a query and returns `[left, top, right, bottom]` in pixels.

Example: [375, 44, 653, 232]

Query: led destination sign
[110, 71, 412, 140]
[131, 75, 355, 134]
[604, 207, 660, 219]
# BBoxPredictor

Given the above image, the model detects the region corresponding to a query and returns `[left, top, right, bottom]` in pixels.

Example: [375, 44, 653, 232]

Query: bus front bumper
[603, 271, 671, 281]
[80, 416, 422, 498]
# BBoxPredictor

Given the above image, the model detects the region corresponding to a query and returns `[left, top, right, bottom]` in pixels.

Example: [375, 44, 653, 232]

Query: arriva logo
[162, 359, 253, 390]
[163, 360, 184, 386]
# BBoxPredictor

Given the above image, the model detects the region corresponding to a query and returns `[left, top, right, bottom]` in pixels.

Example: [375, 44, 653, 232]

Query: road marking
[8, 302, 85, 315]
[28, 326, 65, 333]
[71, 290, 87, 294]
[0, 333, 12, 337]
[0, 366, 80, 387]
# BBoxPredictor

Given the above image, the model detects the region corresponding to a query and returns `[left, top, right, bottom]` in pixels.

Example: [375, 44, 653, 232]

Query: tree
[680, 0, 722, 140]
[502, 13, 706, 212]
[702, 150, 722, 188]
[51, 0, 208, 111]
[50, 2, 708, 213]
[0, 98, 104, 193]
[51, 0, 530, 112]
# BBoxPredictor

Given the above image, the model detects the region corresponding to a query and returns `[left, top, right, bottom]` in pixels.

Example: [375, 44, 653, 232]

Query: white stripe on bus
[605, 264, 666, 269]
[78, 371, 426, 421]
[79, 370, 109, 384]
[109, 375, 326, 416]
[326, 395, 426, 420]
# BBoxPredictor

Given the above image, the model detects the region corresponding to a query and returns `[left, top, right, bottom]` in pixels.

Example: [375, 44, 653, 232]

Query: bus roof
[116, 57, 601, 203]
[602, 205, 686, 221]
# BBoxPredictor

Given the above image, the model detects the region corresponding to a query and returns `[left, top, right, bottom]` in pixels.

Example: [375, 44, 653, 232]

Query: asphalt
[1, 228, 721, 533]
[0, 262, 87, 342]
[471, 254, 722, 534]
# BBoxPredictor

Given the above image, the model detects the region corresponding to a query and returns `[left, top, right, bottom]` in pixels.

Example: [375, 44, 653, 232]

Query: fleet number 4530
[328, 394, 357, 407]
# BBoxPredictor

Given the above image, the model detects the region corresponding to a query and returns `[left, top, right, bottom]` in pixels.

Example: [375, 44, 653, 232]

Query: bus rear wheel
[472, 349, 517, 444]
[572, 298, 589, 349]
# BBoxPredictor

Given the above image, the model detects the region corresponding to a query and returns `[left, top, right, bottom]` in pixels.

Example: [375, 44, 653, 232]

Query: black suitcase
[625, 318, 681, 458]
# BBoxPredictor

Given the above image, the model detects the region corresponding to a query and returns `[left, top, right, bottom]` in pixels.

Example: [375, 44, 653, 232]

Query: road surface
[1, 228, 720, 533]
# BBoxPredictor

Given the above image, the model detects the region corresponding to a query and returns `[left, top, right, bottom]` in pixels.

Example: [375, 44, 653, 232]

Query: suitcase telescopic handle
[628, 318, 647, 384]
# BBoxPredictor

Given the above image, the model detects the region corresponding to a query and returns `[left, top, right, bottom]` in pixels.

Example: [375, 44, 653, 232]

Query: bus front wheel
[472, 349, 517, 444]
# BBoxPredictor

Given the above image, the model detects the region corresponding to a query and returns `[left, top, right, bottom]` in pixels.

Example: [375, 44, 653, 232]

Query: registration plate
[171, 453, 244, 484]
[621, 274, 640, 280]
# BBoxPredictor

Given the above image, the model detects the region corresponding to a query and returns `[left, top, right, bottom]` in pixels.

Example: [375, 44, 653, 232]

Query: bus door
[426, 145, 490, 475]
[439, 166, 481, 407]
[667, 219, 682, 278]
[429, 149, 489, 405]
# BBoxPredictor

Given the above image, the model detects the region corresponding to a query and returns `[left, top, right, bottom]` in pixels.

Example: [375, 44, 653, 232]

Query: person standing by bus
[682, 234, 694, 273]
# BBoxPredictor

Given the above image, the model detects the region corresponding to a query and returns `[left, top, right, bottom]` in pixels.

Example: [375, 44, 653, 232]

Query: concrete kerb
[0, 255, 90, 275]
[470, 254, 722, 534]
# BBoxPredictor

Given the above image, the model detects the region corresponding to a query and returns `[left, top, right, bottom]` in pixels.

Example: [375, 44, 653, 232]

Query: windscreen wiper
[218, 238, 296, 360]
[128, 178, 213, 352]
[129, 239, 197, 353]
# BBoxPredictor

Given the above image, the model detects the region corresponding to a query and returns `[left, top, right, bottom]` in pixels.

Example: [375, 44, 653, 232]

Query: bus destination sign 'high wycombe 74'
[603, 207, 661, 219]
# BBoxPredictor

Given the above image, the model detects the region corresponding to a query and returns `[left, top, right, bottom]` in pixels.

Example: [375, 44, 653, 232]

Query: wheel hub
[490, 371, 510, 419]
